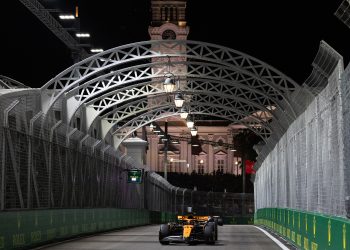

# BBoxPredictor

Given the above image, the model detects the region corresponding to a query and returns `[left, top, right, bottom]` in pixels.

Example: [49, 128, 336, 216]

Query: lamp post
[164, 121, 168, 180]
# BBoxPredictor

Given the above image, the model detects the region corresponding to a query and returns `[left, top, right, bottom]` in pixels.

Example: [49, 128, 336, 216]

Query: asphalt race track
[40, 225, 286, 250]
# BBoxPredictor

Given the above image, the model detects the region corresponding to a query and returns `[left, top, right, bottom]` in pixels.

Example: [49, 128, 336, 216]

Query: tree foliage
[233, 129, 262, 161]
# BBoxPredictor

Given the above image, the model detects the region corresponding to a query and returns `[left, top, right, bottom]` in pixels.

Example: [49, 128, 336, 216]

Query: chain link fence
[255, 59, 348, 217]
[0, 90, 253, 219]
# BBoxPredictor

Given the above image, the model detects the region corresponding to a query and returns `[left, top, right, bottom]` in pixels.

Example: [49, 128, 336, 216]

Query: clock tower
[147, 0, 190, 173]
[148, 0, 189, 41]
[146, 1, 238, 175]
[148, 0, 189, 100]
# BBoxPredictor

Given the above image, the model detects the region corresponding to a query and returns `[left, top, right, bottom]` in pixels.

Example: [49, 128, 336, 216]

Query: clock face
[162, 29, 176, 40]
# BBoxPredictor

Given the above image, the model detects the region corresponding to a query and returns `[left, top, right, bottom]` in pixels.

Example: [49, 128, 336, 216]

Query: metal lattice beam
[0, 75, 29, 89]
[41, 40, 302, 114]
[18, 0, 89, 60]
[83, 84, 282, 133]
[63, 61, 296, 127]
[90, 95, 280, 142]
[111, 105, 272, 149]
[99, 100, 273, 135]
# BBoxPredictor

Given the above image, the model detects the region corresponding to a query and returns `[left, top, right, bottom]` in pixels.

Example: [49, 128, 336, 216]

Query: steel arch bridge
[40, 40, 313, 154]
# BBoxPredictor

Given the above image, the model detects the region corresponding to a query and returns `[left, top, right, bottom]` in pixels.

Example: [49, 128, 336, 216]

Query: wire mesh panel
[335, 0, 350, 29]
[0, 90, 253, 218]
[341, 63, 350, 218]
[255, 62, 347, 217]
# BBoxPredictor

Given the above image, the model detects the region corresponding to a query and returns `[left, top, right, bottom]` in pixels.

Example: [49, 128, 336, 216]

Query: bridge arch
[40, 40, 312, 150]
[83, 84, 284, 136]
[110, 105, 273, 149]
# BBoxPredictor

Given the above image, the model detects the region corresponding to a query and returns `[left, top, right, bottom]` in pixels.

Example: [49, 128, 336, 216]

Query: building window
[217, 159, 224, 173]
[198, 159, 204, 174]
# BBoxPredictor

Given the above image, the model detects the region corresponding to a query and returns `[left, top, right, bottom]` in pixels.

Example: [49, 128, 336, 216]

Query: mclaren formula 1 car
[159, 214, 223, 245]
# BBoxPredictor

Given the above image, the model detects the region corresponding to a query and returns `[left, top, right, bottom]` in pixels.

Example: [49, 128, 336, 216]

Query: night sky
[1, 0, 350, 88]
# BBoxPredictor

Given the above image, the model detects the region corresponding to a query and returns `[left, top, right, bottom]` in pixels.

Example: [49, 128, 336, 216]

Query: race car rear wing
[177, 215, 209, 221]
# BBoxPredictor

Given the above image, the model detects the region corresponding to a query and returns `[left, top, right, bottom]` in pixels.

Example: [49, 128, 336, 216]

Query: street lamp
[163, 73, 176, 92]
[149, 123, 154, 131]
[180, 106, 189, 119]
[192, 136, 200, 147]
[164, 121, 169, 180]
[186, 116, 194, 128]
[153, 127, 161, 133]
[163, 56, 176, 92]
[174, 92, 185, 108]
[190, 126, 198, 136]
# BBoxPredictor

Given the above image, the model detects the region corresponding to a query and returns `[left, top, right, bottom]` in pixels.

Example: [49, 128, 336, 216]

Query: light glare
[76, 33, 90, 38]
[59, 14, 75, 20]
[90, 48, 104, 53]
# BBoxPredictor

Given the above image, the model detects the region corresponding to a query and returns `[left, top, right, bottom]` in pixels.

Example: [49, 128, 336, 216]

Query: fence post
[27, 112, 43, 208]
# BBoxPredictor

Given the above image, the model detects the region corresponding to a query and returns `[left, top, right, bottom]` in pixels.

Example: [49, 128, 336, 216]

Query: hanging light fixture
[186, 116, 194, 128]
[190, 126, 198, 136]
[149, 123, 154, 131]
[191, 136, 200, 147]
[180, 106, 189, 119]
[174, 92, 185, 108]
[164, 73, 176, 92]
[163, 56, 176, 92]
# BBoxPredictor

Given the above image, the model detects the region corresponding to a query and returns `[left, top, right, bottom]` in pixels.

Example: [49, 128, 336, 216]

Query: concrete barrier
[0, 208, 174, 249]
[255, 208, 350, 250]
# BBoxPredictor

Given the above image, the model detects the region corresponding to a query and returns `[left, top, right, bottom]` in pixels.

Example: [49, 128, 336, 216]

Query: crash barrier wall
[255, 207, 350, 250]
[222, 216, 254, 225]
[150, 210, 177, 224]
[254, 62, 348, 217]
[0, 208, 175, 250]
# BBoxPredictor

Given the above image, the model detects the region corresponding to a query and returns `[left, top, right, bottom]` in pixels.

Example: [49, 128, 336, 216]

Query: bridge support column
[122, 137, 148, 166]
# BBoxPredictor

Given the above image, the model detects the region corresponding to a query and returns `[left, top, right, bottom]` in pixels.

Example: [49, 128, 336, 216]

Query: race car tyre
[159, 224, 170, 245]
[204, 224, 215, 245]
[213, 218, 218, 240]
[217, 217, 224, 226]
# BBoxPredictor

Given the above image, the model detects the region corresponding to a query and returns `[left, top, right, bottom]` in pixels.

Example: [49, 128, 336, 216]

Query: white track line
[254, 226, 290, 250]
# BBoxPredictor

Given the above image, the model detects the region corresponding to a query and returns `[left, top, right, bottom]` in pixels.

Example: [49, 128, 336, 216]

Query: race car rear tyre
[204, 224, 215, 245]
[159, 224, 170, 245]
[213, 219, 218, 241]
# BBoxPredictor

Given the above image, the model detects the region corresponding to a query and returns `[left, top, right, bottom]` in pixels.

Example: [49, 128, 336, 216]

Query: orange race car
[159, 214, 223, 245]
